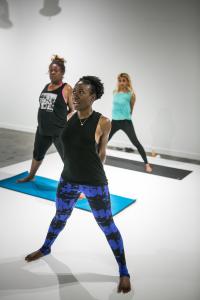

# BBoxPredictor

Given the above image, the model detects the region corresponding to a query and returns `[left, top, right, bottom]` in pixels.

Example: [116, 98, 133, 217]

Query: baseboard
[0, 122, 36, 133]
[108, 141, 200, 161]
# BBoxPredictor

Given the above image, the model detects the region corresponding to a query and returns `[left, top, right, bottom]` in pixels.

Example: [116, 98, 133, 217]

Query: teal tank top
[112, 91, 132, 120]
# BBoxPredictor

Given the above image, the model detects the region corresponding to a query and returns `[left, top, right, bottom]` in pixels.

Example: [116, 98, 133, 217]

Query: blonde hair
[114, 73, 134, 94]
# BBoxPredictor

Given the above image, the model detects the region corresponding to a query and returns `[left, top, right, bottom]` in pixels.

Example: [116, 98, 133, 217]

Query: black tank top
[61, 111, 108, 185]
[37, 83, 68, 136]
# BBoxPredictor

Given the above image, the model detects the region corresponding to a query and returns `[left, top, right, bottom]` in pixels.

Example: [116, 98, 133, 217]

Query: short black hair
[78, 76, 104, 100]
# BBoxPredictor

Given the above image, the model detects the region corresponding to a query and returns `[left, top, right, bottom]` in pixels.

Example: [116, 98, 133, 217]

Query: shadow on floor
[0, 255, 134, 300]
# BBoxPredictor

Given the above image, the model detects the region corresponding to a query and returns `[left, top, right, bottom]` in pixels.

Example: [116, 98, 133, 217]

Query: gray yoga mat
[105, 156, 192, 180]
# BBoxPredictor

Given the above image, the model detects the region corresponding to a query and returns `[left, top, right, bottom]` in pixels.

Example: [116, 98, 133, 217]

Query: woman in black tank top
[25, 76, 131, 294]
[17, 55, 73, 183]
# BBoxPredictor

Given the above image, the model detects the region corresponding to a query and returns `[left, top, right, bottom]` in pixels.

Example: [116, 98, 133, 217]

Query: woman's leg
[122, 121, 152, 171]
[108, 120, 121, 141]
[82, 184, 130, 278]
[17, 127, 52, 182]
[82, 184, 131, 293]
[25, 180, 80, 261]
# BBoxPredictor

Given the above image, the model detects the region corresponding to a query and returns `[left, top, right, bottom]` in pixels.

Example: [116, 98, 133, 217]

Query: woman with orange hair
[109, 73, 152, 172]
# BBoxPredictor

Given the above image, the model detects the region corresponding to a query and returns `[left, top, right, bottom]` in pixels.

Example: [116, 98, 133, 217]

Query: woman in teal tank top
[109, 73, 152, 173]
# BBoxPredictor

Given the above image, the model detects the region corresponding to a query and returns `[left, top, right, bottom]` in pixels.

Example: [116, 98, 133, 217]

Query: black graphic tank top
[61, 111, 108, 185]
[37, 83, 68, 136]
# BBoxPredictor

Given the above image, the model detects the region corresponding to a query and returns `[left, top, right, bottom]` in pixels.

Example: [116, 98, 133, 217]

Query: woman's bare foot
[78, 193, 85, 199]
[145, 163, 152, 173]
[117, 276, 131, 293]
[25, 250, 44, 262]
[17, 175, 34, 183]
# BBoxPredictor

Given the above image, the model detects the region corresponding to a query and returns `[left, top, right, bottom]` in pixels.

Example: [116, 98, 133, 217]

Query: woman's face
[49, 63, 63, 84]
[72, 82, 95, 111]
[118, 76, 128, 88]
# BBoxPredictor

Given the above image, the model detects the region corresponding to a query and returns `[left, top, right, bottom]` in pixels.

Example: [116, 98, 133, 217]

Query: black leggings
[109, 120, 148, 164]
[33, 127, 64, 161]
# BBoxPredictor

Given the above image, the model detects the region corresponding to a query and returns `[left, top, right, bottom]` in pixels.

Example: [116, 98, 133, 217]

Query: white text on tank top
[39, 93, 57, 112]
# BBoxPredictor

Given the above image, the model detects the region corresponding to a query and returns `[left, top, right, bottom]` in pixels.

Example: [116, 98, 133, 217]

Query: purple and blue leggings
[40, 178, 130, 277]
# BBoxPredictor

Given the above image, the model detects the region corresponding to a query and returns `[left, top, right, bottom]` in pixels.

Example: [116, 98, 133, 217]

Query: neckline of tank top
[77, 110, 94, 122]
[47, 82, 66, 92]
[117, 91, 131, 94]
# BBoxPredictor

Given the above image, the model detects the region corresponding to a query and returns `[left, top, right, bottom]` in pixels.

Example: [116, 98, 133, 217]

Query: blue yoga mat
[0, 172, 136, 216]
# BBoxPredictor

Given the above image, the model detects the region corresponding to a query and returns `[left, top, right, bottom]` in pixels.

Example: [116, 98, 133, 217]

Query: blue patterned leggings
[40, 178, 130, 277]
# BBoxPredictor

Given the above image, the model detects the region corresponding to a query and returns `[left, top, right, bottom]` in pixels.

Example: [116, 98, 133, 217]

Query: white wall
[0, 0, 199, 159]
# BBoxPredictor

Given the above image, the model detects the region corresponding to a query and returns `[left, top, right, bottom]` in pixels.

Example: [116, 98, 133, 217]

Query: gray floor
[0, 128, 57, 167]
